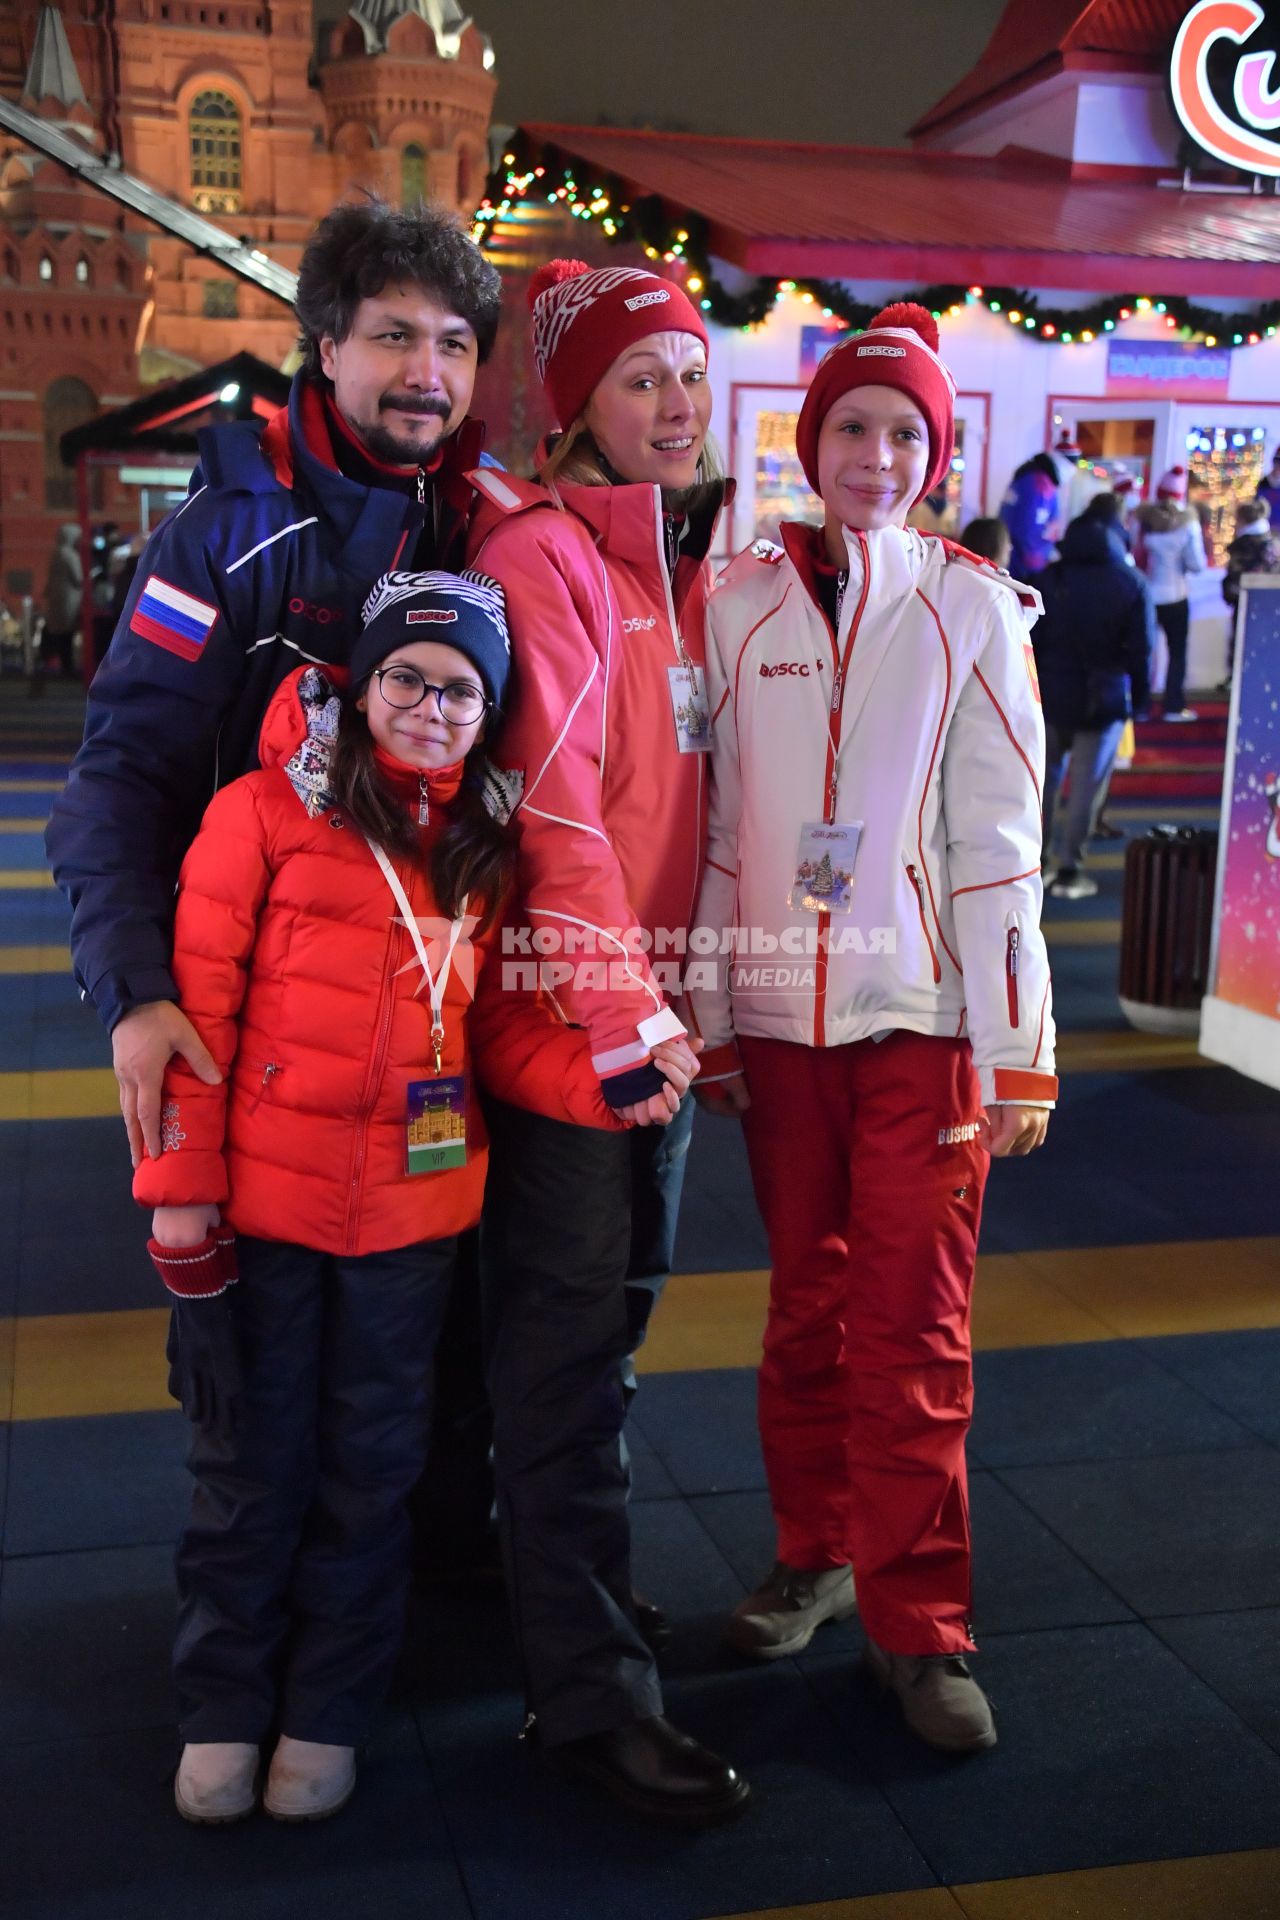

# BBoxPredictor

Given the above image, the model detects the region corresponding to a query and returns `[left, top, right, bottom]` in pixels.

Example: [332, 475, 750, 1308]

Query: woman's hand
[152, 1204, 221, 1248]
[979, 1105, 1050, 1158]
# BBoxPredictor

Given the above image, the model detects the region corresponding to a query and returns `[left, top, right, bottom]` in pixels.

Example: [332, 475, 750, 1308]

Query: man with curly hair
[50, 199, 502, 1154]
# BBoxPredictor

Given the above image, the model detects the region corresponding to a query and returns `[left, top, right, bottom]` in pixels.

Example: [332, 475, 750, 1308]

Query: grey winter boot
[723, 1561, 857, 1660]
[864, 1638, 997, 1752]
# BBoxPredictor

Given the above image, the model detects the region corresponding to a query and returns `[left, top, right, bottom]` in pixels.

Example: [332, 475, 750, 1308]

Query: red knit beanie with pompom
[527, 258, 709, 429]
[795, 302, 957, 504]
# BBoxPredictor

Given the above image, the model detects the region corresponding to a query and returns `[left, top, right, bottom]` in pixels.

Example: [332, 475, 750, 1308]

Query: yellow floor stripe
[0, 1068, 117, 1120]
[719, 1848, 1280, 1920]
[0, 1310, 13, 1421]
[0, 779, 63, 793]
[717, 1895, 961, 1920]
[0, 945, 70, 974]
[1054, 1029, 1205, 1072]
[0, 818, 50, 833]
[0, 869, 54, 889]
[0, 1032, 1199, 1130]
[11, 1309, 167, 1420]
[1042, 918, 1118, 946]
[637, 1237, 1280, 1374]
[6, 1242, 1280, 1416]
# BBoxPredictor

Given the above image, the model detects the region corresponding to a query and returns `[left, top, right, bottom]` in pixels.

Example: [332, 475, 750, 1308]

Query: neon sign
[1171, 1, 1280, 173]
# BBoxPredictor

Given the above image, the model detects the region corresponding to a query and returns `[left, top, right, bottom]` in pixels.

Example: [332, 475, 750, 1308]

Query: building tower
[0, 1, 497, 599]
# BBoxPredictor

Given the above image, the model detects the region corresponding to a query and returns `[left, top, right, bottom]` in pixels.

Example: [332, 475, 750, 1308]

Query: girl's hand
[152, 1204, 221, 1248]
[651, 1035, 702, 1097]
[694, 1072, 751, 1119]
[615, 1036, 703, 1126]
[979, 1105, 1050, 1158]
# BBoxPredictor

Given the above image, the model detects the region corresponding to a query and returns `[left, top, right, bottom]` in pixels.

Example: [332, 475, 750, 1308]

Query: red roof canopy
[910, 0, 1190, 140]
[521, 123, 1280, 297]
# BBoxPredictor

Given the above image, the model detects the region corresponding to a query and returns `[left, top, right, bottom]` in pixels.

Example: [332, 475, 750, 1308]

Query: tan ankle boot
[264, 1736, 357, 1822]
[174, 1742, 259, 1823]
[724, 1562, 857, 1660]
[864, 1638, 997, 1752]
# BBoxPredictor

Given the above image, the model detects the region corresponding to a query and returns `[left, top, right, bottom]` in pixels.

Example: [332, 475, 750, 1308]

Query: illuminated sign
[1106, 339, 1232, 396]
[1171, 1, 1280, 174]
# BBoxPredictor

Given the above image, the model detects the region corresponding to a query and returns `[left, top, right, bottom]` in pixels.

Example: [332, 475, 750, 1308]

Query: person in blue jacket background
[1000, 452, 1061, 581]
[1033, 502, 1155, 900]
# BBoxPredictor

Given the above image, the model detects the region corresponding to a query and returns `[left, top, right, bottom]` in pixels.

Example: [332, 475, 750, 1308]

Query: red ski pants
[740, 1030, 987, 1655]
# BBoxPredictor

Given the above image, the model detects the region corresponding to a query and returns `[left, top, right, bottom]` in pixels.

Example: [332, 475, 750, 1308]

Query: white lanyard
[369, 839, 469, 1074]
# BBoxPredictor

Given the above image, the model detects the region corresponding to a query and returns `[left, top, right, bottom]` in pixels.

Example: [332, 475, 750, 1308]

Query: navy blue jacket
[1032, 516, 1156, 733]
[47, 375, 490, 1031]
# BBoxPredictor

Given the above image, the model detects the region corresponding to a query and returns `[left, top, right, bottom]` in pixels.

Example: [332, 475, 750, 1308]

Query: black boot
[633, 1594, 672, 1654]
[554, 1715, 750, 1827]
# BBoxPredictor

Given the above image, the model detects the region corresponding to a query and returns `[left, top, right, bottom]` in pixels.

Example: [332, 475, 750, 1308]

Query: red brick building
[1, 0, 496, 606]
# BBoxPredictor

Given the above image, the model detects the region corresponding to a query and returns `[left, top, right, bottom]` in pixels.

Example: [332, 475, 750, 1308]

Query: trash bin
[1118, 825, 1218, 1035]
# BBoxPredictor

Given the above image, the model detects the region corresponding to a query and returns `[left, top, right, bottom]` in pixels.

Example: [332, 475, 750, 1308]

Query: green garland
[473, 133, 1280, 347]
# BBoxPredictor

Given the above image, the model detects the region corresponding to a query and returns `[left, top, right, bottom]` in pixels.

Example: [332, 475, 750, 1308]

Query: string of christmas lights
[473, 135, 1280, 347]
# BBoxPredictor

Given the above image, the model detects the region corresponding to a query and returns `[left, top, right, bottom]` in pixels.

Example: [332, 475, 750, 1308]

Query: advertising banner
[1201, 578, 1280, 1088]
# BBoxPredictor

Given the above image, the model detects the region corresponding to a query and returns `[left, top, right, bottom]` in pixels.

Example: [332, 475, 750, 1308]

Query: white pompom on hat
[1157, 465, 1189, 503]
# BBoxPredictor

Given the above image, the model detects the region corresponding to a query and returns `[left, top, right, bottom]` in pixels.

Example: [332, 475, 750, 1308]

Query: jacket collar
[253, 377, 487, 583]
[781, 519, 942, 731]
[469, 464, 729, 583]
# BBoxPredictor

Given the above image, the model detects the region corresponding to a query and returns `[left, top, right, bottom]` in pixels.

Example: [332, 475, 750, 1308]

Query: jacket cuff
[96, 966, 180, 1034]
[980, 1065, 1058, 1107]
[601, 1060, 667, 1108]
[148, 1225, 237, 1298]
[698, 1040, 743, 1083]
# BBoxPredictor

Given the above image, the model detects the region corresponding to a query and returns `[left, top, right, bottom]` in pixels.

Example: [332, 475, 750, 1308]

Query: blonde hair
[536, 417, 726, 498]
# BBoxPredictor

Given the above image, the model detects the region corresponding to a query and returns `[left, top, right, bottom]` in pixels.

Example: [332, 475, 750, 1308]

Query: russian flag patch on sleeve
[129, 575, 219, 661]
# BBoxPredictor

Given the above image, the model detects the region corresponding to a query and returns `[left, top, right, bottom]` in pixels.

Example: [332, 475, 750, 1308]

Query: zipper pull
[417, 468, 426, 506]
[830, 667, 843, 714]
[431, 1024, 444, 1075]
[835, 568, 848, 631]
[261, 1061, 280, 1088]
[1006, 926, 1020, 1028]
[418, 775, 429, 827]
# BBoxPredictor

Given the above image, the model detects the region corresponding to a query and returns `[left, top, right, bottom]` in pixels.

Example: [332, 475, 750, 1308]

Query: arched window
[401, 142, 425, 207]
[43, 375, 96, 510]
[75, 256, 90, 284]
[189, 88, 242, 212]
[38, 254, 54, 282]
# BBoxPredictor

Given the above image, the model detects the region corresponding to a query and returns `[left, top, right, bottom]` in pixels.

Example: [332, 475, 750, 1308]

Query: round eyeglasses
[372, 665, 490, 726]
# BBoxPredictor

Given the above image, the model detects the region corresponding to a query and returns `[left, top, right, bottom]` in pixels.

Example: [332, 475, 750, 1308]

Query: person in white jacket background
[685, 303, 1056, 1755]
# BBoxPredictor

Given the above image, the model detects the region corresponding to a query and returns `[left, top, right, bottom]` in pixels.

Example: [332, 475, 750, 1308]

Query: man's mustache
[381, 394, 451, 419]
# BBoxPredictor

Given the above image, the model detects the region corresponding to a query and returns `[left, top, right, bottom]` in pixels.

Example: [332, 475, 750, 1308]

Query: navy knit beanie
[351, 569, 511, 709]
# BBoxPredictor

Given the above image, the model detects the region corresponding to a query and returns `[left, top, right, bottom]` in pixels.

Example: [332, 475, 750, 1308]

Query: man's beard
[359, 395, 452, 467]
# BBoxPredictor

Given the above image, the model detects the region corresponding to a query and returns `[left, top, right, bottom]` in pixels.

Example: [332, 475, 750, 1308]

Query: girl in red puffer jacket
[133, 569, 692, 1829]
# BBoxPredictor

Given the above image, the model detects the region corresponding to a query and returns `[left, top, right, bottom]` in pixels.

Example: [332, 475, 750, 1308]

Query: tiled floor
[2, 678, 1279, 1920]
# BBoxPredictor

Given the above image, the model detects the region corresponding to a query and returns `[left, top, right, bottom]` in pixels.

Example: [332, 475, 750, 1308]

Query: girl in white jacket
[686, 304, 1055, 1753]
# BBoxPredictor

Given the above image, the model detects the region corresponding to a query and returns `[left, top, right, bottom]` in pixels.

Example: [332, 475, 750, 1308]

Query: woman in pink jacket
[464, 261, 748, 1826]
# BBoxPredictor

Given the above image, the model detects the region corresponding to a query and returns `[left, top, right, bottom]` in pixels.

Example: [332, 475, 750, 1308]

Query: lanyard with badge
[661, 511, 713, 754]
[369, 840, 471, 1175]
[788, 563, 863, 916]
